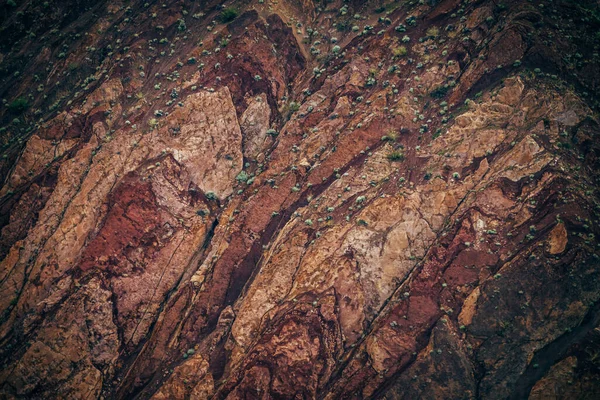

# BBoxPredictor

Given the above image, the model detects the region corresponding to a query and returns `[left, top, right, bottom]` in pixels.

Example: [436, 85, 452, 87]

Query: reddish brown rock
[0, 0, 599, 399]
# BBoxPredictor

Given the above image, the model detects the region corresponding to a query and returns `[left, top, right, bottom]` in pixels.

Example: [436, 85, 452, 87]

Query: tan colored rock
[1, 135, 77, 195]
[151, 354, 212, 400]
[240, 93, 271, 160]
[79, 78, 124, 115]
[546, 223, 568, 255]
[459, 287, 481, 327]
[155, 88, 243, 198]
[0, 278, 114, 399]
[1, 2, 600, 399]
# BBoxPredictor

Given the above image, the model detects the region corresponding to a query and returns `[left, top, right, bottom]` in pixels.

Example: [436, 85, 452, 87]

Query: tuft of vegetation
[8, 97, 29, 114]
[148, 118, 159, 129]
[236, 170, 249, 183]
[219, 8, 239, 23]
[382, 131, 398, 141]
[392, 46, 407, 58]
[205, 191, 218, 200]
[426, 27, 440, 38]
[288, 101, 300, 113]
[430, 85, 449, 99]
[406, 15, 417, 26]
[335, 21, 351, 32]
[387, 152, 405, 162]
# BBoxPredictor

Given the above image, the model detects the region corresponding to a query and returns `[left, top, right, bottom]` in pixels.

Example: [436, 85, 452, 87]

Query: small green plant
[288, 101, 300, 113]
[235, 171, 249, 183]
[382, 131, 398, 141]
[392, 46, 407, 57]
[8, 97, 29, 114]
[335, 21, 350, 32]
[387, 152, 405, 162]
[430, 85, 449, 99]
[205, 191, 218, 200]
[219, 8, 239, 23]
[426, 27, 440, 38]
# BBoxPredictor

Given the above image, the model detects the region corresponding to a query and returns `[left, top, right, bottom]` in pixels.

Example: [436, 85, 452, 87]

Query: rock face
[0, 0, 599, 399]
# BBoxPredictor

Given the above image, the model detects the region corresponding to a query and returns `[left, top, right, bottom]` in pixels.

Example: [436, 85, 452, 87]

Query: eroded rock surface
[0, 0, 599, 399]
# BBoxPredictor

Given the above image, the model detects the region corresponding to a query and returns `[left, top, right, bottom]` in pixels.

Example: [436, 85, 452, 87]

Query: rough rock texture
[0, 0, 599, 399]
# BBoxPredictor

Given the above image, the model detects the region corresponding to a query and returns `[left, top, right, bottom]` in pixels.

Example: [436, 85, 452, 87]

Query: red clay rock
[0, 0, 599, 399]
